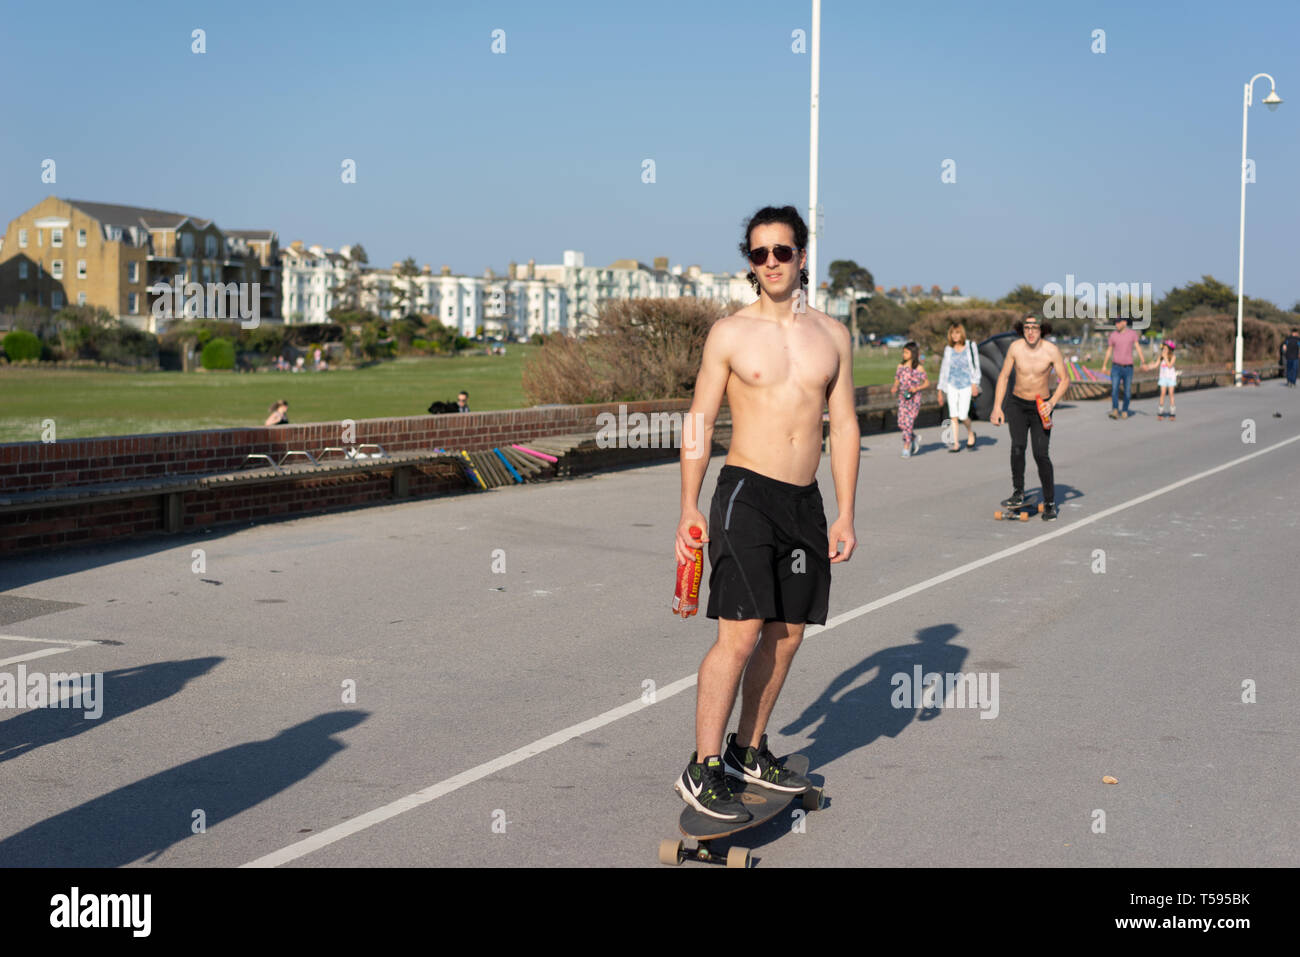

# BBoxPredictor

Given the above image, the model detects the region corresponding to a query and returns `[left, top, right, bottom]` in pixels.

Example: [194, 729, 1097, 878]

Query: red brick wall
[0, 386, 937, 555]
[0, 398, 699, 492]
[0, 399, 699, 555]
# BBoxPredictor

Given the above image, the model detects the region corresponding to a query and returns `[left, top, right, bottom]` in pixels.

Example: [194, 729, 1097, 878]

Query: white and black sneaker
[676, 753, 751, 822]
[723, 733, 810, 794]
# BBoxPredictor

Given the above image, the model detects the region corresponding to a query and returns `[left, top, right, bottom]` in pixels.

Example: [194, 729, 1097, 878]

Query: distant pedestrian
[1143, 340, 1179, 420]
[891, 341, 930, 457]
[936, 322, 980, 451]
[264, 400, 289, 426]
[456, 390, 470, 412]
[1101, 317, 1147, 419]
[1284, 328, 1300, 387]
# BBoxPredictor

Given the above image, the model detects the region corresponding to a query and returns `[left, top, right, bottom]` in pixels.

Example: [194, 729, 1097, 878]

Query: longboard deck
[994, 495, 1042, 521]
[678, 753, 811, 841]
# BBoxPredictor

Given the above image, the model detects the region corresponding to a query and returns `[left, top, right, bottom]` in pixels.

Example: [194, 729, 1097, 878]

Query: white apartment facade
[280, 243, 753, 337]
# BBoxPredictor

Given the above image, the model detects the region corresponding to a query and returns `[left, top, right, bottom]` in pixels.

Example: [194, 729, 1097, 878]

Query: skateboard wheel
[1018, 512, 1029, 521]
[801, 788, 822, 812]
[726, 846, 750, 869]
[994, 510, 1003, 520]
[658, 838, 683, 866]
[1037, 503, 1045, 513]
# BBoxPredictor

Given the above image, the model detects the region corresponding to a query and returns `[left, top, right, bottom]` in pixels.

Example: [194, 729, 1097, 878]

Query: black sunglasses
[746, 244, 798, 266]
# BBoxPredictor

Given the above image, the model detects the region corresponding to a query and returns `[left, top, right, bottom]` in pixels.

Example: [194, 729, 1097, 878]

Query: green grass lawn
[0, 347, 542, 442]
[0, 343, 1103, 442]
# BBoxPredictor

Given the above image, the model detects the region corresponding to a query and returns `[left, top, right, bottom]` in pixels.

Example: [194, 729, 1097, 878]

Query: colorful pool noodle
[459, 450, 487, 489]
[513, 444, 558, 463]
[493, 448, 524, 483]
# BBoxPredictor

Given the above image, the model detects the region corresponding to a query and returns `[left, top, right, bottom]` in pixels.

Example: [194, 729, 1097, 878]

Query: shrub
[201, 337, 236, 370]
[522, 297, 729, 404]
[3, 329, 42, 361]
[908, 308, 1023, 355]
[1171, 313, 1282, 363]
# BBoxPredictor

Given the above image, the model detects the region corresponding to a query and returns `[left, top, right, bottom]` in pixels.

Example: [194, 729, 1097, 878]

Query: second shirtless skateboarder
[673, 205, 860, 821]
[990, 316, 1069, 521]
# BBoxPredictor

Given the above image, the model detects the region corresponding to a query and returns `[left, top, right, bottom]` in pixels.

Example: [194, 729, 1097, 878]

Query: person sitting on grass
[264, 400, 289, 426]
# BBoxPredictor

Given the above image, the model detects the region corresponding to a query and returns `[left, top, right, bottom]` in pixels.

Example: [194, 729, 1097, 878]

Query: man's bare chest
[729, 329, 838, 392]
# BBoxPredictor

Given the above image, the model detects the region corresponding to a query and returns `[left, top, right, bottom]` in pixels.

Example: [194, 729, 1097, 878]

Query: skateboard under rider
[659, 753, 827, 868]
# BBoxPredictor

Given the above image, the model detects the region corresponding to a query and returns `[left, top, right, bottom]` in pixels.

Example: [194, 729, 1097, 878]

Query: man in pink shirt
[1101, 317, 1147, 419]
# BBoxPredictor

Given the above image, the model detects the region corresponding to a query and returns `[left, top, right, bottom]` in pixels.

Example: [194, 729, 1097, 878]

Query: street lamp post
[1235, 72, 1282, 386]
[807, 0, 821, 310]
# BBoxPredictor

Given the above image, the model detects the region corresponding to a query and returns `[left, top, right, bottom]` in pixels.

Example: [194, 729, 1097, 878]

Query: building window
[78, 228, 87, 247]
[52, 291, 64, 309]
[51, 260, 63, 279]
[181, 233, 194, 257]
[205, 235, 217, 257]
[128, 293, 138, 314]
[19, 229, 28, 247]
[52, 228, 63, 247]
[19, 293, 26, 303]
[37, 230, 43, 246]
[18, 262, 27, 279]
[128, 262, 139, 283]
[78, 292, 87, 306]
[77, 260, 87, 279]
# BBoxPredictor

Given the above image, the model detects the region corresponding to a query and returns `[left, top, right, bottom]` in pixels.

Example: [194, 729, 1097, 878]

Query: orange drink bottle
[672, 525, 704, 618]
[1036, 394, 1052, 430]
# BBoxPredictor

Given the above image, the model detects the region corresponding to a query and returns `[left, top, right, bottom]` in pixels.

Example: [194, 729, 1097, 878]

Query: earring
[747, 270, 758, 292]
[799, 268, 809, 288]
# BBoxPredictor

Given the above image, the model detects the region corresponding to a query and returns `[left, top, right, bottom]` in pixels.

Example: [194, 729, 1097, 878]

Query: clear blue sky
[3, 0, 1296, 307]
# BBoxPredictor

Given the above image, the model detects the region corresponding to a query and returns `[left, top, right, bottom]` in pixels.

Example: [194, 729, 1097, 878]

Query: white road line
[0, 647, 81, 667]
[0, 636, 96, 667]
[243, 432, 1300, 867]
[0, 635, 98, 646]
[241, 674, 700, 868]
[809, 433, 1300, 636]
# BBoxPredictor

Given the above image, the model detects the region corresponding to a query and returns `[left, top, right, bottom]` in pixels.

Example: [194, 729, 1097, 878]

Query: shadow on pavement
[0, 709, 369, 866]
[779, 623, 970, 772]
[0, 657, 222, 765]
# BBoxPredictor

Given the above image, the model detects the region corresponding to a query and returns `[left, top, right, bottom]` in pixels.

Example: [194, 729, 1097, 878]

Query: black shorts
[705, 465, 831, 625]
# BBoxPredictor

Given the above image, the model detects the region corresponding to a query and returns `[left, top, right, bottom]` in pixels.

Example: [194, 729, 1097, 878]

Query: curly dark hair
[1014, 317, 1054, 337]
[739, 205, 809, 294]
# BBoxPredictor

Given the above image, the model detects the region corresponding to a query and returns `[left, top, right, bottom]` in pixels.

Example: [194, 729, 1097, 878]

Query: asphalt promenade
[1, 383, 1296, 867]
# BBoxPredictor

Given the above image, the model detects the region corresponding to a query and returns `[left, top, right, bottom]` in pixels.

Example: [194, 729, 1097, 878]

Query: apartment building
[280, 241, 366, 324]
[0, 197, 279, 331]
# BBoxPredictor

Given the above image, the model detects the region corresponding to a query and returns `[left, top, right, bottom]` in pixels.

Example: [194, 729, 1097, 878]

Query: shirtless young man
[989, 317, 1069, 521]
[673, 205, 859, 821]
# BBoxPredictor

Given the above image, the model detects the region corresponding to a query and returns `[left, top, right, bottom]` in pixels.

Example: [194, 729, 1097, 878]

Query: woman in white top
[935, 323, 981, 451]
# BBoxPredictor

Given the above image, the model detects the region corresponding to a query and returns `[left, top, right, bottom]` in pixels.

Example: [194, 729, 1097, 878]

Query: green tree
[1153, 275, 1238, 328]
[390, 256, 421, 317]
[997, 284, 1049, 315]
[3, 329, 42, 361]
[827, 260, 874, 297]
[858, 295, 913, 338]
[201, 337, 236, 370]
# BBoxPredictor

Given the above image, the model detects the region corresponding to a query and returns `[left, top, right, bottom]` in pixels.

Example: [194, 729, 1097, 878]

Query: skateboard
[994, 493, 1044, 522]
[660, 753, 826, 868]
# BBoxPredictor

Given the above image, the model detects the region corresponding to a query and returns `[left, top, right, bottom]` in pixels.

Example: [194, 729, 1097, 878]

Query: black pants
[1004, 395, 1054, 503]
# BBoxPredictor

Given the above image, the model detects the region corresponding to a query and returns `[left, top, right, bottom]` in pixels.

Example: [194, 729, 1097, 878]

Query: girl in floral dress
[890, 341, 930, 457]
